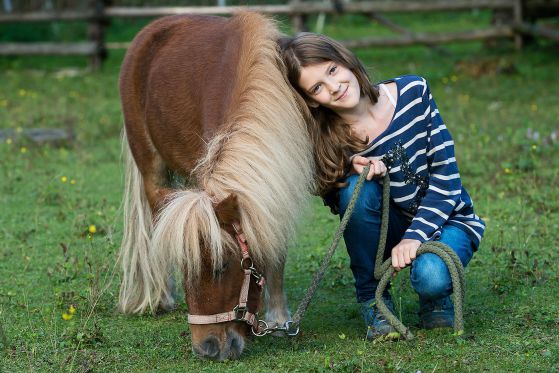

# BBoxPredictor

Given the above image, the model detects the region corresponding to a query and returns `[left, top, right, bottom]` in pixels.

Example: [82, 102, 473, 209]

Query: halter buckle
[233, 305, 248, 320]
[248, 267, 264, 285]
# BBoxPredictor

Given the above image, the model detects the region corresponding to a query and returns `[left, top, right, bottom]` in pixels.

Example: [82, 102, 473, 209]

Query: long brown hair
[279, 32, 379, 197]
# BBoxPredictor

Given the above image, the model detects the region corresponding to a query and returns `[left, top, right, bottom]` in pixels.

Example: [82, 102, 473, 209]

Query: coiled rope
[373, 171, 465, 339]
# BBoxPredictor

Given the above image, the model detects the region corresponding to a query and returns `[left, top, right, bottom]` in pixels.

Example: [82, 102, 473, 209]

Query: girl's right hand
[351, 156, 387, 180]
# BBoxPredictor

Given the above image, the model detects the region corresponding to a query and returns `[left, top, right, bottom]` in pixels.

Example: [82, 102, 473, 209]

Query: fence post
[513, 0, 524, 49]
[88, 0, 109, 70]
[289, 0, 308, 34]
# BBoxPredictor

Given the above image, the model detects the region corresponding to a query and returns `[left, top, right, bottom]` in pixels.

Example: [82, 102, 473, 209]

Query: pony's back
[120, 14, 244, 177]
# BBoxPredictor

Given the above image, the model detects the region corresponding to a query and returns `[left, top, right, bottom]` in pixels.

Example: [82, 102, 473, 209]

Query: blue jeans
[338, 174, 475, 303]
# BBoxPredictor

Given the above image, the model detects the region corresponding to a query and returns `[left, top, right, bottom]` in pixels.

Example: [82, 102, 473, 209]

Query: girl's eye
[329, 65, 337, 74]
[311, 84, 322, 95]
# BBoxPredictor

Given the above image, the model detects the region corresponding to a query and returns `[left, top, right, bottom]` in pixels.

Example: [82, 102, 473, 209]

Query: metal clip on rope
[252, 320, 300, 337]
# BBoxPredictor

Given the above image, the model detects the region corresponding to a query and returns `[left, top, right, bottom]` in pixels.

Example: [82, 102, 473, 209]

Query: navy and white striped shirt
[354, 75, 485, 247]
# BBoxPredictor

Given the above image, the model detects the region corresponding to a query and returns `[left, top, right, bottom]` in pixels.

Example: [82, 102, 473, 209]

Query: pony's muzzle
[192, 330, 245, 361]
[193, 336, 220, 359]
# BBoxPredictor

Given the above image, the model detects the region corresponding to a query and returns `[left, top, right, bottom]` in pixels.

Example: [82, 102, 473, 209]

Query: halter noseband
[187, 223, 266, 332]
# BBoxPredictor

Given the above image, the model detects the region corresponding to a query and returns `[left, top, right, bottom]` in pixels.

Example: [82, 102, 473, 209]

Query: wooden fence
[1, 0, 558, 69]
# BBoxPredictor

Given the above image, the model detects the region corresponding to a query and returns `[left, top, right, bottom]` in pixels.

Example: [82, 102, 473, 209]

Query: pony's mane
[190, 13, 314, 278]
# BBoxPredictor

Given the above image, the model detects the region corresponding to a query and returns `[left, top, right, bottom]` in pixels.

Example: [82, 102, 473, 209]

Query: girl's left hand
[351, 156, 387, 180]
[391, 239, 421, 271]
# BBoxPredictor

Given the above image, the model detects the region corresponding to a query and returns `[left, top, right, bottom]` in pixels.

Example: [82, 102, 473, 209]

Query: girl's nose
[328, 82, 342, 95]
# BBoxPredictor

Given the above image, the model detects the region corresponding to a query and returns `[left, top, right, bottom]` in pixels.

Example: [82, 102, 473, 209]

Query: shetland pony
[118, 12, 313, 360]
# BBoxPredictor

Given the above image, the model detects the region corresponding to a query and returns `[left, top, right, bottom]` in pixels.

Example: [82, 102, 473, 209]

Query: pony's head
[186, 194, 264, 360]
[150, 191, 267, 360]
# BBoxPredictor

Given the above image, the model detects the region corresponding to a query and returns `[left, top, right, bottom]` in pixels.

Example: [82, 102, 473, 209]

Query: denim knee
[410, 253, 452, 300]
[339, 174, 383, 218]
[438, 224, 475, 267]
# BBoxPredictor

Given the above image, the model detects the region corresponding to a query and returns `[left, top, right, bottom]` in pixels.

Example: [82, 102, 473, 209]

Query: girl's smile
[335, 86, 349, 101]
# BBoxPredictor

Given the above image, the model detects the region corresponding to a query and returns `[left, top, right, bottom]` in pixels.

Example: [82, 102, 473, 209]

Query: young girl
[279, 33, 485, 340]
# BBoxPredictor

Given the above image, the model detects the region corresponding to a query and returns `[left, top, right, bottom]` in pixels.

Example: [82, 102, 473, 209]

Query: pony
[117, 12, 314, 360]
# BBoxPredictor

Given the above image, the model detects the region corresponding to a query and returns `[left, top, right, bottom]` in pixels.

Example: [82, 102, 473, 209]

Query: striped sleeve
[403, 79, 462, 242]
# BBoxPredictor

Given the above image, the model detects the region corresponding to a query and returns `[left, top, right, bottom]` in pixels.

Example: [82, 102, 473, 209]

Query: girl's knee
[411, 253, 452, 300]
[338, 175, 383, 216]
[438, 224, 475, 267]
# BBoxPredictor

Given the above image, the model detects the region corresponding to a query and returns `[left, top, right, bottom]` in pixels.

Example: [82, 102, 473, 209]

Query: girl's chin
[336, 98, 359, 110]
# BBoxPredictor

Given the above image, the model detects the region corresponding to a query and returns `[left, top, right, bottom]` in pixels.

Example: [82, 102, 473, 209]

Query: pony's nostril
[227, 331, 245, 360]
[228, 337, 242, 360]
[201, 337, 220, 359]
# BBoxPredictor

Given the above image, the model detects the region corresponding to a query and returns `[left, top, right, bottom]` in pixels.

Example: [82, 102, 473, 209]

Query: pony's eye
[214, 261, 229, 277]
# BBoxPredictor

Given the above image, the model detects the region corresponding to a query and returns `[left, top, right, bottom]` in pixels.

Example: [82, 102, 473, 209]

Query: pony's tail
[118, 133, 156, 314]
[148, 190, 226, 305]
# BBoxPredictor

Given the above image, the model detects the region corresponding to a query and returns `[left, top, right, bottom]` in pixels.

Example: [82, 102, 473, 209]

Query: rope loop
[373, 173, 465, 340]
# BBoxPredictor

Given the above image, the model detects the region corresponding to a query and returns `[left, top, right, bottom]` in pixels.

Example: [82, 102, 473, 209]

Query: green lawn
[1, 11, 558, 372]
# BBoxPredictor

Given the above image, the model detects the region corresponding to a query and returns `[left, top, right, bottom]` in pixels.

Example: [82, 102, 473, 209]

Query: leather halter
[187, 223, 265, 328]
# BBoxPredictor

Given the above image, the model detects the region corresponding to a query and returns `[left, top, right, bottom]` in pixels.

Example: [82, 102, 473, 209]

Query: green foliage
[0, 22, 87, 43]
[1, 11, 559, 372]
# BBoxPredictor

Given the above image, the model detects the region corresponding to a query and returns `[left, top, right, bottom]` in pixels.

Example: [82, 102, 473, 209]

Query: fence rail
[0, 42, 97, 55]
[0, 0, 517, 22]
[1, 0, 557, 68]
[343, 25, 515, 48]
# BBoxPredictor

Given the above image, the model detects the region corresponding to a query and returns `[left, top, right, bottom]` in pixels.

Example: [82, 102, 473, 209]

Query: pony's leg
[142, 157, 183, 313]
[156, 275, 177, 313]
[141, 155, 173, 213]
[120, 138, 176, 313]
[141, 165, 180, 313]
[264, 255, 290, 335]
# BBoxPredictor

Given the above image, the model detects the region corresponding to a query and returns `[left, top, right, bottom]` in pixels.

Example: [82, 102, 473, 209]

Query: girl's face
[298, 61, 361, 112]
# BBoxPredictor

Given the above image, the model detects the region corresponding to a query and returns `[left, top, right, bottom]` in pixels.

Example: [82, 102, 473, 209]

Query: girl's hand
[351, 156, 387, 180]
[391, 239, 421, 271]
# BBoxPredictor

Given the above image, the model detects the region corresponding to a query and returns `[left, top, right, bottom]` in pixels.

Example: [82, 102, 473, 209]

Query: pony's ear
[214, 193, 240, 229]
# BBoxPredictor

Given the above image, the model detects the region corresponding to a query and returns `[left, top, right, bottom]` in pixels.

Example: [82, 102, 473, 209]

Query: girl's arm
[402, 78, 463, 244]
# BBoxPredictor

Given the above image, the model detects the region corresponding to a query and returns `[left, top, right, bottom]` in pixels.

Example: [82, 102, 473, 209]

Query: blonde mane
[196, 13, 314, 266]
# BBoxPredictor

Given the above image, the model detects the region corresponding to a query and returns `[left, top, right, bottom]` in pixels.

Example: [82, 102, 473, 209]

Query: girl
[279, 33, 485, 340]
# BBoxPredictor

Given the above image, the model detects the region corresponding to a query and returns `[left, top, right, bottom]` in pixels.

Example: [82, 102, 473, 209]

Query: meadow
[0, 10, 558, 372]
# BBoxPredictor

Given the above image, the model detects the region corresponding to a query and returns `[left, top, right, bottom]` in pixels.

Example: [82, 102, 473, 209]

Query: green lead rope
[373, 172, 465, 340]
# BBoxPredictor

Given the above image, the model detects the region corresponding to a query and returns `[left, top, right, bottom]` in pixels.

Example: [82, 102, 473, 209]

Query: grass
[1, 10, 559, 372]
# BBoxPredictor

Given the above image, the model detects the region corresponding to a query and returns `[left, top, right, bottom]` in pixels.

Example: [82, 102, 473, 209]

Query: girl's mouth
[335, 86, 349, 101]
